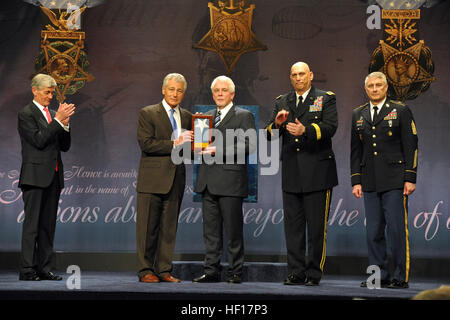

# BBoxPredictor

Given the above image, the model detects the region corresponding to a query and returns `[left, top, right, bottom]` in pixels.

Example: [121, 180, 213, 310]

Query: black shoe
[305, 278, 320, 286]
[227, 274, 242, 284]
[19, 272, 41, 281]
[284, 274, 306, 285]
[38, 271, 62, 281]
[360, 279, 391, 288]
[387, 279, 409, 289]
[192, 274, 220, 283]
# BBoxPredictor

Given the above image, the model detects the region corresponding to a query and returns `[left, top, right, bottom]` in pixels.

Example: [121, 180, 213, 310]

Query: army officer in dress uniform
[351, 71, 418, 289]
[266, 62, 338, 286]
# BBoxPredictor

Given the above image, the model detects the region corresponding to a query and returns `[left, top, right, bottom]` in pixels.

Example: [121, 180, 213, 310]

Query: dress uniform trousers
[364, 189, 410, 283]
[283, 189, 332, 281]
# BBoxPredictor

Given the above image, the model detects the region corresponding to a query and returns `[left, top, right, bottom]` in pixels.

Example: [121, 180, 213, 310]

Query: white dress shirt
[370, 97, 387, 122]
[296, 87, 312, 107]
[33, 100, 70, 132]
[162, 99, 182, 139]
[215, 102, 233, 126]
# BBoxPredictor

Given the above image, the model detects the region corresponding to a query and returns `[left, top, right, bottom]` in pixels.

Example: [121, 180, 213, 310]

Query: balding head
[290, 62, 313, 95]
[291, 62, 311, 73]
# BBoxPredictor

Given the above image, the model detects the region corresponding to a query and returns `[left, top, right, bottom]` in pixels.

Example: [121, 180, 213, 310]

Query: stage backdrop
[0, 0, 449, 259]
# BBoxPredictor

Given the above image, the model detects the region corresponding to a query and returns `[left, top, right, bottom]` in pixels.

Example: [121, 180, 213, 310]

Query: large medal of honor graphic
[369, 9, 435, 101]
[194, 1, 267, 74]
[35, 6, 94, 102]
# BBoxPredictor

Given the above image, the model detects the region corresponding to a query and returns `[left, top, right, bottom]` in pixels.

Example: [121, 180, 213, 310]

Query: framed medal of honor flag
[192, 114, 213, 151]
[192, 105, 259, 203]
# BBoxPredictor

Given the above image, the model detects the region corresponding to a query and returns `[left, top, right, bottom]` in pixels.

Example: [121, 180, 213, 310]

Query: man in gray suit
[193, 76, 256, 284]
[136, 73, 193, 283]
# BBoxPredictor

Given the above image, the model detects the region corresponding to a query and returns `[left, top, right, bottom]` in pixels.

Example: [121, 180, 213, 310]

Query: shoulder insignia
[276, 95, 283, 100]
[326, 91, 335, 96]
[390, 99, 406, 106]
[411, 120, 417, 135]
[355, 102, 368, 110]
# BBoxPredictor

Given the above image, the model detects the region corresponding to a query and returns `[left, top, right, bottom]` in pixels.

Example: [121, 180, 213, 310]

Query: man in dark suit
[192, 76, 256, 284]
[18, 73, 75, 281]
[266, 62, 338, 286]
[136, 73, 193, 283]
[351, 72, 418, 289]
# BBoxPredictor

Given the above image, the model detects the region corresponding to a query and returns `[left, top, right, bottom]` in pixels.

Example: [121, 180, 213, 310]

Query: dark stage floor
[0, 270, 445, 301]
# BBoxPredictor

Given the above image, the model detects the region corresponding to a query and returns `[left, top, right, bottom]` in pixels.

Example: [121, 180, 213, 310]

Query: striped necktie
[214, 110, 221, 128]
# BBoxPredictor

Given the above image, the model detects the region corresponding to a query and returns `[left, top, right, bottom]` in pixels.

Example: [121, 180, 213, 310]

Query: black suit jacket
[266, 87, 339, 193]
[18, 102, 71, 189]
[350, 100, 418, 192]
[194, 105, 256, 197]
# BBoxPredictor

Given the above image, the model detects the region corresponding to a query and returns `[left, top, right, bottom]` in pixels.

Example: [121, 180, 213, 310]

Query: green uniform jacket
[266, 87, 338, 193]
[350, 100, 418, 192]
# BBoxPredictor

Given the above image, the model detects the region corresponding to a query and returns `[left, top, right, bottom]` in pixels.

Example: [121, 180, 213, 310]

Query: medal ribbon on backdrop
[34, 1, 95, 102]
[369, 7, 435, 101]
[193, 0, 267, 75]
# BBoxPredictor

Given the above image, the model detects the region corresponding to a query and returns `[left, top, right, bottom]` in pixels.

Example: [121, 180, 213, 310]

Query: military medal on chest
[384, 108, 397, 128]
[309, 96, 323, 112]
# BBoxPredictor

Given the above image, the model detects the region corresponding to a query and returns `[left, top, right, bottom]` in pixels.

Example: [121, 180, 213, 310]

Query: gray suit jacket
[136, 102, 192, 194]
[194, 105, 256, 197]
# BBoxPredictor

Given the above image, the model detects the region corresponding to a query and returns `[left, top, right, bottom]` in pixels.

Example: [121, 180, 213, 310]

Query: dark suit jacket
[18, 102, 71, 189]
[266, 87, 338, 193]
[136, 102, 192, 194]
[350, 99, 418, 192]
[194, 105, 256, 198]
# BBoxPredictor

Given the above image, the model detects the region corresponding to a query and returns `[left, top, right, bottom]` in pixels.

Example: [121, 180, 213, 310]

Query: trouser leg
[36, 174, 60, 273]
[304, 189, 332, 281]
[282, 191, 306, 277]
[220, 196, 244, 277]
[202, 189, 223, 276]
[382, 189, 410, 282]
[20, 187, 43, 275]
[364, 191, 390, 281]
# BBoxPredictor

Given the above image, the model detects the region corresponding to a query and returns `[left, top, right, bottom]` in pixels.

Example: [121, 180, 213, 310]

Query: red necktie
[43, 107, 58, 172]
[43, 106, 52, 123]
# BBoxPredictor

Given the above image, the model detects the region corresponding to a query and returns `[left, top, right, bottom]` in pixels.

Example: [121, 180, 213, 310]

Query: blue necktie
[214, 110, 221, 128]
[170, 108, 178, 137]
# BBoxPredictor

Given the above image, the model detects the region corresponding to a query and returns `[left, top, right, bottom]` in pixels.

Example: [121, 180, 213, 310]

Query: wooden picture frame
[192, 114, 213, 151]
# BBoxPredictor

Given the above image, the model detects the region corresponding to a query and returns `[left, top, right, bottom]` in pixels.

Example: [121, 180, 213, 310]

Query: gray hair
[31, 73, 57, 90]
[163, 73, 187, 91]
[365, 71, 387, 86]
[210, 75, 235, 93]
